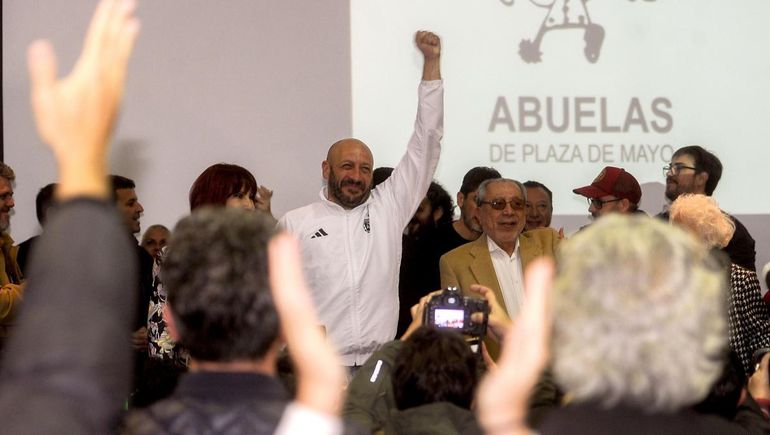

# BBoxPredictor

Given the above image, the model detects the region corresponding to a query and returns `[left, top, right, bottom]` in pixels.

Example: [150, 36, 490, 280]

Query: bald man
[279, 31, 443, 368]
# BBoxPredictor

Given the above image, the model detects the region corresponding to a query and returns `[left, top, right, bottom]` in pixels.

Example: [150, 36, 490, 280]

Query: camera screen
[434, 308, 464, 328]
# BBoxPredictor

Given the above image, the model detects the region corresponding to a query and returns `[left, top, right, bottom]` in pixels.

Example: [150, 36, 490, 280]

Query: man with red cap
[573, 166, 643, 220]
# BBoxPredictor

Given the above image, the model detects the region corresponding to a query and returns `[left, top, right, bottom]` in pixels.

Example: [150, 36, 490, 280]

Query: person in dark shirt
[658, 145, 756, 270]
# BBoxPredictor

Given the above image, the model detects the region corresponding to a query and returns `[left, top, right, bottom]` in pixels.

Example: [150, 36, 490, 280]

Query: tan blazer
[439, 228, 561, 357]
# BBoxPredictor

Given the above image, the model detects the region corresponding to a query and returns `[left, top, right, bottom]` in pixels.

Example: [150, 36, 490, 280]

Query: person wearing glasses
[658, 145, 756, 271]
[439, 178, 561, 357]
[573, 166, 643, 220]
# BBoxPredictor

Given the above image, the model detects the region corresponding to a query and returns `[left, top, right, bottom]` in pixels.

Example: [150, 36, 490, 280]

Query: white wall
[3, 0, 351, 240]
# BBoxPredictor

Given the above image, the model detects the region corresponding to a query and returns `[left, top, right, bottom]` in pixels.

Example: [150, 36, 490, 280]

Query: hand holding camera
[423, 287, 490, 338]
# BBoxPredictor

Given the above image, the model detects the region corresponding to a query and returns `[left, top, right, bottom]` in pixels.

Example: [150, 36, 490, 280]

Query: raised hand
[27, 0, 140, 199]
[268, 233, 346, 415]
[415, 31, 441, 81]
[476, 258, 554, 435]
[255, 185, 274, 215]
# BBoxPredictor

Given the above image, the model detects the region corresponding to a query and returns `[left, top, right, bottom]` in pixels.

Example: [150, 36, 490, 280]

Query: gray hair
[0, 162, 15, 182]
[162, 207, 279, 362]
[551, 215, 727, 412]
[474, 178, 527, 205]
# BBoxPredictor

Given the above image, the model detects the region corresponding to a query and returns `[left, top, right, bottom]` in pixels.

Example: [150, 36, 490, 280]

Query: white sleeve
[274, 402, 343, 435]
[378, 80, 443, 228]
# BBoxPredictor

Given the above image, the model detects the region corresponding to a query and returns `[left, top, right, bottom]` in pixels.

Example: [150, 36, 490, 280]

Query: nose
[244, 199, 256, 210]
[526, 204, 537, 217]
[588, 202, 598, 214]
[136, 201, 144, 213]
[6, 197, 14, 209]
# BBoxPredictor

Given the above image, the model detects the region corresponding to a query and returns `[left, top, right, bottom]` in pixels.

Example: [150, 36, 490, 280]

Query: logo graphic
[310, 228, 329, 239]
[363, 207, 371, 233]
[515, 0, 605, 63]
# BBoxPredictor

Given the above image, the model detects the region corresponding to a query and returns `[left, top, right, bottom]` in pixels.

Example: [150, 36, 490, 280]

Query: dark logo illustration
[509, 0, 605, 63]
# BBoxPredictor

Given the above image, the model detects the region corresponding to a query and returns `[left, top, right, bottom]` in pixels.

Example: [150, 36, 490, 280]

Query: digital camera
[424, 287, 489, 337]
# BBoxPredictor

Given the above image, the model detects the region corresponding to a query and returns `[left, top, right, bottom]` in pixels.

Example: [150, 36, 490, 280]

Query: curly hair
[669, 194, 735, 249]
[161, 207, 278, 362]
[189, 163, 258, 211]
[551, 215, 727, 413]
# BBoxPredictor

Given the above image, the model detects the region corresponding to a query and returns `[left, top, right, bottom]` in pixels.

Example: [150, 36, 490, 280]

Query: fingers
[415, 30, 440, 48]
[481, 342, 496, 370]
[258, 185, 274, 199]
[27, 40, 57, 98]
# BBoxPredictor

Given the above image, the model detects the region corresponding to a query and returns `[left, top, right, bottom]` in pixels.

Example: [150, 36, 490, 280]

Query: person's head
[110, 175, 143, 234]
[392, 326, 479, 410]
[161, 207, 279, 363]
[523, 180, 553, 230]
[189, 163, 259, 211]
[322, 138, 374, 209]
[35, 183, 57, 226]
[552, 215, 727, 413]
[372, 167, 394, 189]
[665, 146, 722, 201]
[407, 181, 454, 237]
[456, 166, 502, 235]
[475, 178, 527, 255]
[0, 162, 16, 233]
[573, 166, 641, 219]
[668, 194, 734, 249]
[141, 224, 170, 260]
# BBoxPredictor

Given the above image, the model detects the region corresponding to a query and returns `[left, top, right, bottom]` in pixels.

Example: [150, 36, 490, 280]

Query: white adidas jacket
[279, 81, 443, 365]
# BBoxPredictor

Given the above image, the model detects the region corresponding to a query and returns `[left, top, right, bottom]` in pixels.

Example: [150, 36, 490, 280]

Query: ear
[695, 171, 709, 193]
[619, 198, 631, 212]
[322, 160, 330, 181]
[457, 192, 465, 208]
[163, 304, 181, 342]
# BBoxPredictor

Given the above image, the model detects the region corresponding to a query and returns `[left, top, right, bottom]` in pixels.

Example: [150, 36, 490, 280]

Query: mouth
[498, 220, 519, 229]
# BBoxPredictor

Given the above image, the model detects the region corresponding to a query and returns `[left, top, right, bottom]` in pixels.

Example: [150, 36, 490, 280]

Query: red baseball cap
[573, 166, 642, 204]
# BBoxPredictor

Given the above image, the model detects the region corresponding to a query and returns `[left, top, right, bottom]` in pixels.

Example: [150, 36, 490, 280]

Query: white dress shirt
[487, 237, 525, 318]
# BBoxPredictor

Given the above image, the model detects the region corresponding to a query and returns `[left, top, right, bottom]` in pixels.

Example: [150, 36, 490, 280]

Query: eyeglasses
[479, 198, 526, 211]
[663, 163, 697, 176]
[587, 197, 622, 209]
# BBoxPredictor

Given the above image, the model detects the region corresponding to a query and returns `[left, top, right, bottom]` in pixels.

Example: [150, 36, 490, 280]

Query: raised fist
[415, 31, 441, 60]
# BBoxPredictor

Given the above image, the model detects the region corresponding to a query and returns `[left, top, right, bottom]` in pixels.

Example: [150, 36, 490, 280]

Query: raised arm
[0, 1, 139, 433]
[476, 259, 554, 435]
[270, 233, 345, 435]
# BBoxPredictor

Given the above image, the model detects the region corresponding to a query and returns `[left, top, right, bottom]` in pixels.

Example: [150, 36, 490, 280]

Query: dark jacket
[384, 402, 482, 435]
[124, 371, 290, 434]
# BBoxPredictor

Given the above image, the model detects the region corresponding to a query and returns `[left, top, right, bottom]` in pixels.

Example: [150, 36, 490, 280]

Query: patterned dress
[727, 263, 770, 376]
[147, 251, 189, 367]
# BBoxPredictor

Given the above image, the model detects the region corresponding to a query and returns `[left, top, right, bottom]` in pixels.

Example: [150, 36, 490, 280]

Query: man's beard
[0, 209, 10, 232]
[665, 177, 681, 201]
[328, 170, 371, 209]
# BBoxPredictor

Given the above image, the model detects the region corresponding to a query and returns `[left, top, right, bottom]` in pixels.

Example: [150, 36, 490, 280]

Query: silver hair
[474, 178, 527, 205]
[551, 215, 727, 413]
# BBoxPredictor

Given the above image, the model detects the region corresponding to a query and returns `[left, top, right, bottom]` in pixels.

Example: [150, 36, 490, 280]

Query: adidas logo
[310, 228, 328, 239]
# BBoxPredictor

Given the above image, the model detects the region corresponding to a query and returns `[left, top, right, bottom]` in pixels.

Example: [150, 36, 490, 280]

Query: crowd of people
[1, 1, 770, 434]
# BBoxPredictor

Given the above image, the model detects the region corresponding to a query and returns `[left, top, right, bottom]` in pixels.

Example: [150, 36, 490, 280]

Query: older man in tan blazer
[440, 178, 560, 334]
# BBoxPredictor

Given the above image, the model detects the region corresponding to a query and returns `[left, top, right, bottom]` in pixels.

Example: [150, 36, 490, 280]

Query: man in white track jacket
[279, 31, 443, 367]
